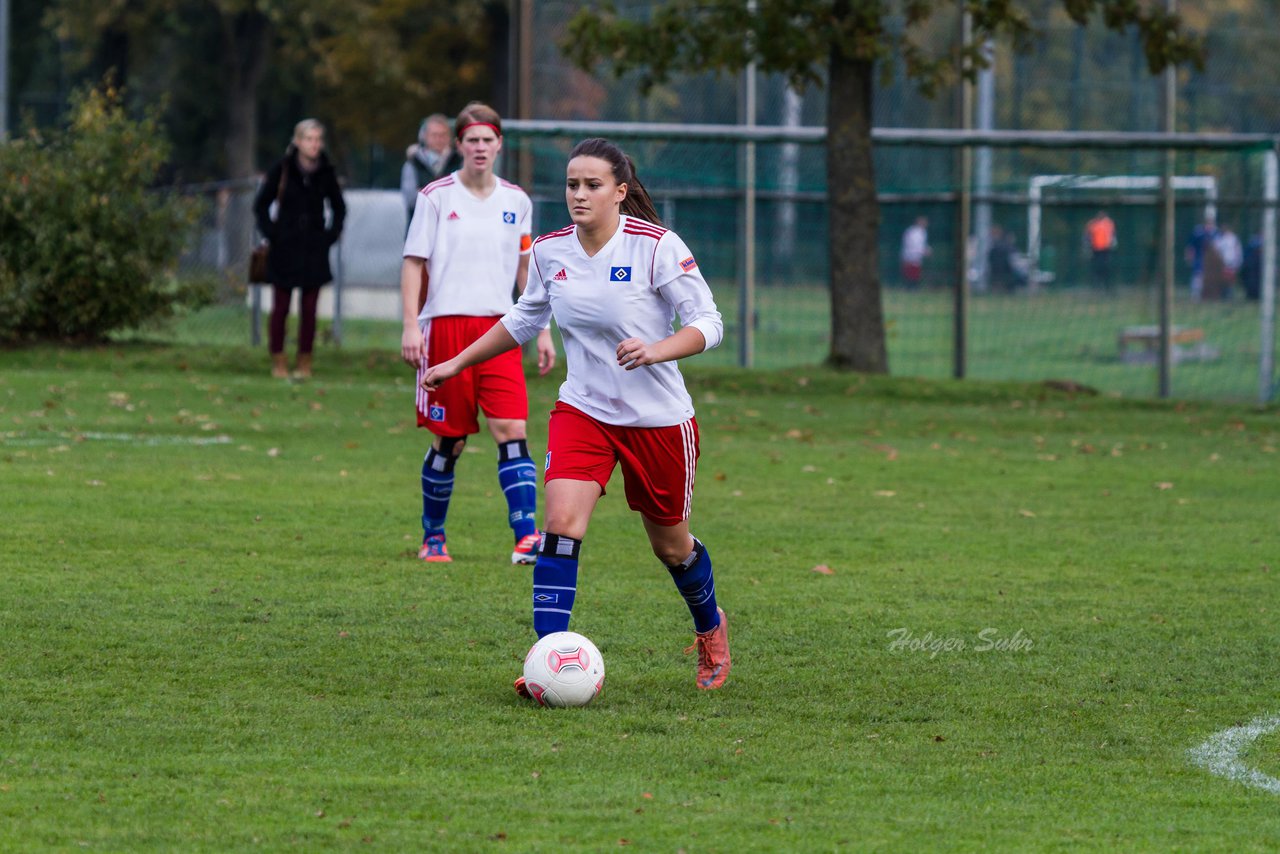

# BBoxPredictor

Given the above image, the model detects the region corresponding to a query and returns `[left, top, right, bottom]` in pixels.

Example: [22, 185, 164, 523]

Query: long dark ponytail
[567, 137, 662, 227]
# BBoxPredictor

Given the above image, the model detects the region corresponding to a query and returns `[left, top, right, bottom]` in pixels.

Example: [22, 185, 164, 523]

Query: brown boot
[295, 353, 313, 380]
[271, 353, 289, 379]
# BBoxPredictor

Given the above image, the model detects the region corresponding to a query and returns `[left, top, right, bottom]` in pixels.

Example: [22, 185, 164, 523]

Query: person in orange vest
[1084, 210, 1117, 291]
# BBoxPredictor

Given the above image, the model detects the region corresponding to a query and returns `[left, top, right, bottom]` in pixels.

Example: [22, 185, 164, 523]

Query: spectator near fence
[1084, 210, 1117, 291]
[1241, 232, 1263, 301]
[1213, 224, 1243, 301]
[253, 119, 346, 380]
[400, 115, 463, 231]
[1184, 215, 1218, 302]
[899, 216, 930, 290]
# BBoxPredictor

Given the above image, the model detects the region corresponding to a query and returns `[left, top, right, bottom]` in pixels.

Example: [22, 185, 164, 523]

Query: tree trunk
[826, 46, 888, 373]
[224, 10, 269, 180]
[222, 10, 270, 293]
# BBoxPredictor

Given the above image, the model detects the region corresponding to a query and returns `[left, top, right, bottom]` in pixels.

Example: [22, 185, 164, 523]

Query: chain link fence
[141, 1, 1280, 403]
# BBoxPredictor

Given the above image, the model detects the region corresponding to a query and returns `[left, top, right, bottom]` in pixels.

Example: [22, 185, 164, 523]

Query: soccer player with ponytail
[421, 137, 731, 692]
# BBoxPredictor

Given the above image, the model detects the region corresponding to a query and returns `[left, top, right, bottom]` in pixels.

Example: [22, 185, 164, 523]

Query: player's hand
[616, 337, 658, 371]
[420, 359, 460, 392]
[536, 328, 557, 376]
[401, 326, 425, 368]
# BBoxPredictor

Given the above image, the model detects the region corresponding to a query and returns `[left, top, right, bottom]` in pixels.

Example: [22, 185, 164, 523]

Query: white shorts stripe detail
[680, 419, 697, 520]
[415, 319, 432, 419]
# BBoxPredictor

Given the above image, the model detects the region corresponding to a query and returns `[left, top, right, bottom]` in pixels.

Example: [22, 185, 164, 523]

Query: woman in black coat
[253, 119, 346, 378]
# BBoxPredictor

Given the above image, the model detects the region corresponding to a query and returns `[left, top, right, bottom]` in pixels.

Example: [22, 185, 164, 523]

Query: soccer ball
[522, 631, 605, 708]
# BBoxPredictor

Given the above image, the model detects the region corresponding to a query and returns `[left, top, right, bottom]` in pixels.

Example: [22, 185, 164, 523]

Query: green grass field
[141, 284, 1277, 403]
[3, 344, 1279, 851]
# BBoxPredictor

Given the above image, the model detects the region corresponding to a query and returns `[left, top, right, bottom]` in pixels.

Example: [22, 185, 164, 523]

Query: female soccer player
[400, 102, 556, 566]
[421, 137, 730, 692]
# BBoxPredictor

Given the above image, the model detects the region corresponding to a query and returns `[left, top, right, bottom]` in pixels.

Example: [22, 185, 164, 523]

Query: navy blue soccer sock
[666, 537, 720, 634]
[497, 439, 538, 541]
[533, 533, 580, 638]
[420, 445, 458, 538]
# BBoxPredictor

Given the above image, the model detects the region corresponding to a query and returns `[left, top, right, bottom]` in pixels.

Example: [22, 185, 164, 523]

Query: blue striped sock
[667, 538, 719, 634]
[420, 447, 456, 537]
[497, 440, 538, 541]
[533, 534, 580, 637]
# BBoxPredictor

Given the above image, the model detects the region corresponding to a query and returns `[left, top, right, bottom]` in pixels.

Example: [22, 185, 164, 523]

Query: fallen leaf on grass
[874, 490, 896, 497]
[812, 564, 834, 575]
[1155, 482, 1174, 490]
[1019, 509, 1036, 518]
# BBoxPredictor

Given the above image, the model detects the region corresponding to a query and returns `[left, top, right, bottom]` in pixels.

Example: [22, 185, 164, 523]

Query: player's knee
[651, 540, 688, 567]
[435, 435, 467, 457]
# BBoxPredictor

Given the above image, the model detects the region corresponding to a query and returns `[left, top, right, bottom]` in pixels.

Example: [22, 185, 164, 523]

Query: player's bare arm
[421, 321, 521, 391]
[399, 255, 427, 366]
[514, 254, 558, 376]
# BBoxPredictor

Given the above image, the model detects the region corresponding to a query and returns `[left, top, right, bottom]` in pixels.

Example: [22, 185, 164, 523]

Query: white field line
[1188, 714, 1280, 794]
[2, 432, 233, 447]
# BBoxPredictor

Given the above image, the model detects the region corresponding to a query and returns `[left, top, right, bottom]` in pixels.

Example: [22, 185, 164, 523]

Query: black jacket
[253, 148, 346, 289]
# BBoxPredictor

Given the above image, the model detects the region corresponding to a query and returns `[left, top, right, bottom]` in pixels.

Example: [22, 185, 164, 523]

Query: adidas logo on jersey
[552, 268, 568, 281]
[447, 211, 460, 220]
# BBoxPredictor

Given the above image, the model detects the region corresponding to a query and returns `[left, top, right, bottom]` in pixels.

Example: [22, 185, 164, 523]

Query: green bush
[0, 84, 210, 344]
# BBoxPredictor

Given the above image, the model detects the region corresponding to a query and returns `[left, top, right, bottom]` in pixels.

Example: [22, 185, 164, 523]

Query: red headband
[456, 121, 501, 140]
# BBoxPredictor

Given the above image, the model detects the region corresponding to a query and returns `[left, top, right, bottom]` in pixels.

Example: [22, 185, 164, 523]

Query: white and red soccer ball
[522, 631, 605, 708]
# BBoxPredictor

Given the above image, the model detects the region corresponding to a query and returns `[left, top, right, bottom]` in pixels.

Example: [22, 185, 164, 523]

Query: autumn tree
[564, 1, 1203, 373]
[45, 0, 495, 182]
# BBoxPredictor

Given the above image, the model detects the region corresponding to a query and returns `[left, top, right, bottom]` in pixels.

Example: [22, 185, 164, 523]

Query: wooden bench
[1118, 325, 1207, 363]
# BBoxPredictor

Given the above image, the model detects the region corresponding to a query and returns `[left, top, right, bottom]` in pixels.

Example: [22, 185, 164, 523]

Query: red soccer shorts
[416, 315, 528, 436]
[544, 401, 700, 526]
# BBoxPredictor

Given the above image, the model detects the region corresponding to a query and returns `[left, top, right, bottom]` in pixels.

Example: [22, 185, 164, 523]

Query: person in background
[420, 137, 731, 695]
[899, 216, 930, 290]
[253, 119, 346, 380]
[1184, 214, 1218, 302]
[401, 114, 463, 230]
[1083, 210, 1117, 291]
[1241, 232, 1263, 302]
[1213, 223, 1243, 301]
[399, 102, 556, 566]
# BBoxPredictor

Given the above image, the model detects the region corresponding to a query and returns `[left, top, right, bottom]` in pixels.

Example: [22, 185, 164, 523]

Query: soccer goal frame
[1026, 174, 1219, 281]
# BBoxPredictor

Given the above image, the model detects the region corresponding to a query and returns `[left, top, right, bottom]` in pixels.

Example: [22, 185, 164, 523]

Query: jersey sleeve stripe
[623, 223, 667, 240]
[533, 225, 576, 246]
[420, 175, 454, 196]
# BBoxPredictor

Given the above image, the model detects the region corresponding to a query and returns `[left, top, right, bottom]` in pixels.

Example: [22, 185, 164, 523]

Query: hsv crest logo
[552, 268, 568, 282]
[502, 211, 516, 224]
[428, 404, 446, 422]
[680, 256, 698, 272]
[447, 211, 460, 220]
[610, 266, 632, 282]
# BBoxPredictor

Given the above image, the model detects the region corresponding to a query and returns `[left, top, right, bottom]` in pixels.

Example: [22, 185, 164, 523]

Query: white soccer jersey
[403, 173, 533, 320]
[501, 215, 724, 428]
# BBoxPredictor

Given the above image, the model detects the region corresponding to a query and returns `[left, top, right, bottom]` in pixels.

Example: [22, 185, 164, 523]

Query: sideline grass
[138, 284, 1276, 401]
[2, 345, 1279, 851]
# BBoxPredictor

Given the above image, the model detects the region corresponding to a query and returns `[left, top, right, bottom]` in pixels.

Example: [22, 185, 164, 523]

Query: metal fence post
[332, 237, 344, 347]
[1260, 146, 1277, 404]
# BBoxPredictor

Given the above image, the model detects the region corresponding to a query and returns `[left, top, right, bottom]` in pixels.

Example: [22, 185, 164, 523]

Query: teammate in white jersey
[422, 137, 731, 693]
[399, 102, 556, 566]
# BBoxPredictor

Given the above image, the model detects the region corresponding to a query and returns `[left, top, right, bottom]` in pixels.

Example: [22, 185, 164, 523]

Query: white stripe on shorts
[680, 419, 696, 520]
[415, 319, 432, 419]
